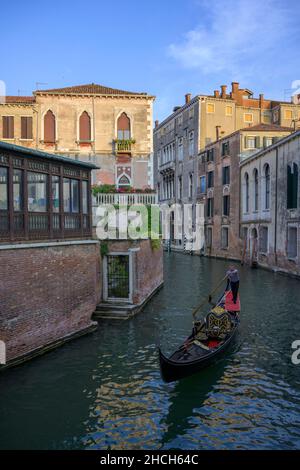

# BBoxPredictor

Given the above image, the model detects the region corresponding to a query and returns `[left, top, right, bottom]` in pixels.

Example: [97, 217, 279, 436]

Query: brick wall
[0, 241, 101, 364]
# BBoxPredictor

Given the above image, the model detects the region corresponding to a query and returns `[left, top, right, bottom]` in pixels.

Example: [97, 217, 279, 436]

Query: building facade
[198, 124, 292, 260]
[240, 131, 300, 277]
[153, 82, 300, 250]
[0, 83, 155, 189]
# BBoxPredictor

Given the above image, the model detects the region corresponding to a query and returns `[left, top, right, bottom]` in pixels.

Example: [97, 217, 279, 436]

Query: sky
[0, 0, 299, 122]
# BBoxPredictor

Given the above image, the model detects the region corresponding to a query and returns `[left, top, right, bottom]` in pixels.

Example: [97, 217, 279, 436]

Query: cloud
[168, 0, 296, 77]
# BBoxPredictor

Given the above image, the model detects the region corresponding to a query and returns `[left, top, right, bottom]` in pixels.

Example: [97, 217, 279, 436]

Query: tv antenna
[36, 82, 48, 90]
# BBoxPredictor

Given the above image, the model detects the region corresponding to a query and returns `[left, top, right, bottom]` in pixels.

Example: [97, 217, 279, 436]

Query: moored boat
[159, 289, 240, 383]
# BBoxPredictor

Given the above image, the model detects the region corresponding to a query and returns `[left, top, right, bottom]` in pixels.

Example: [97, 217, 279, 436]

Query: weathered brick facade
[0, 241, 101, 365]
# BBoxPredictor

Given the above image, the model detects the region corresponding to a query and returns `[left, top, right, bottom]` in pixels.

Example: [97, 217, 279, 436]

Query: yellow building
[0, 84, 155, 188]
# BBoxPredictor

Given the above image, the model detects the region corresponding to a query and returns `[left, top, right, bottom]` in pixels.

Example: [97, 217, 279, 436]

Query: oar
[192, 275, 227, 320]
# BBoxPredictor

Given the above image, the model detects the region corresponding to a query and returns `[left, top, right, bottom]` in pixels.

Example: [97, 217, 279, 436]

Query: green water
[1, 253, 300, 450]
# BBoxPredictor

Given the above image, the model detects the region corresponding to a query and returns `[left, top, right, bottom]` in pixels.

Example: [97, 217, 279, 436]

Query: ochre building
[0, 83, 155, 188]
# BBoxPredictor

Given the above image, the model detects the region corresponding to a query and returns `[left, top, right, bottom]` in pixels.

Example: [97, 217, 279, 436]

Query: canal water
[1, 253, 300, 450]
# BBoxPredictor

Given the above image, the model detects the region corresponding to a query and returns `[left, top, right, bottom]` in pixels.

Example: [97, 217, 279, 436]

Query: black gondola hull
[159, 321, 239, 383]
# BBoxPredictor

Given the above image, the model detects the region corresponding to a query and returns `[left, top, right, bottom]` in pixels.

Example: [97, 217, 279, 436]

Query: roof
[35, 83, 150, 97]
[4, 96, 35, 104]
[240, 129, 300, 166]
[239, 123, 292, 132]
[203, 123, 293, 150]
[0, 141, 99, 170]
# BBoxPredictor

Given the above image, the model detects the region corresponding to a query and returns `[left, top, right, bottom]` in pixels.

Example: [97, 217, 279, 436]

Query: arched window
[265, 164, 270, 210]
[118, 174, 131, 189]
[253, 168, 258, 211]
[44, 110, 55, 143]
[79, 112, 91, 141]
[117, 112, 131, 140]
[244, 173, 249, 212]
[287, 163, 298, 209]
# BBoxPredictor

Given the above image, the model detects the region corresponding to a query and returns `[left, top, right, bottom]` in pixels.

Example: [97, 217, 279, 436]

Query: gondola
[159, 288, 240, 383]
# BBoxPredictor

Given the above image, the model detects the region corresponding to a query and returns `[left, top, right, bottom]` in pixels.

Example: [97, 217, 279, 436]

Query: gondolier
[226, 266, 239, 304]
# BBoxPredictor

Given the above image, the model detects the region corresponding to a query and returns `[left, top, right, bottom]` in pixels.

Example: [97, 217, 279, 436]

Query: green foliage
[100, 241, 109, 258]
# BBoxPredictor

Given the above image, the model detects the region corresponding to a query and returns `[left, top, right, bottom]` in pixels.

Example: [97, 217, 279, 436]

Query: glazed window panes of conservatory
[82, 180, 88, 214]
[0, 167, 8, 210]
[51, 175, 60, 213]
[27, 172, 47, 212]
[63, 178, 79, 213]
[13, 169, 23, 211]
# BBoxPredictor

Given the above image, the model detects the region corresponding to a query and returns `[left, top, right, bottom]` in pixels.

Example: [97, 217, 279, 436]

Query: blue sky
[0, 0, 299, 121]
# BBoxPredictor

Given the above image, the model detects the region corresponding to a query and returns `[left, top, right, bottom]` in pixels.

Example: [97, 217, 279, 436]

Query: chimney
[214, 90, 220, 98]
[231, 82, 239, 94]
[216, 125, 221, 141]
[185, 93, 191, 104]
[259, 93, 264, 107]
[155, 120, 159, 128]
[221, 85, 227, 99]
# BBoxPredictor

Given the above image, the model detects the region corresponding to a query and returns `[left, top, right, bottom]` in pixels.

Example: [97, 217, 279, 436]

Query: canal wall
[0, 240, 101, 366]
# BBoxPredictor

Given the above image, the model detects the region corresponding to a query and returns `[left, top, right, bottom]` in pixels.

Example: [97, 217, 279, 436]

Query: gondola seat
[205, 310, 232, 339]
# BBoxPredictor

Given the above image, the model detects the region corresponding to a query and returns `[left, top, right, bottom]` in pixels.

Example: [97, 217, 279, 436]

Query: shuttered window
[2, 116, 14, 139]
[21, 117, 33, 139]
[117, 112, 130, 140]
[79, 112, 91, 141]
[44, 110, 55, 143]
[287, 163, 298, 209]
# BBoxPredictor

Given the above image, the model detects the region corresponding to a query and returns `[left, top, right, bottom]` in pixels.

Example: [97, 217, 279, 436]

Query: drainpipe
[274, 146, 278, 266]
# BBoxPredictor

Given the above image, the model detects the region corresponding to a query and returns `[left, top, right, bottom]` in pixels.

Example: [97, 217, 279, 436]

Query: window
[2, 116, 14, 139]
[44, 110, 56, 143]
[260, 226, 268, 253]
[178, 176, 182, 199]
[254, 168, 259, 211]
[189, 173, 193, 198]
[287, 227, 297, 259]
[207, 198, 214, 217]
[51, 175, 60, 212]
[265, 164, 270, 209]
[222, 166, 230, 185]
[28, 172, 47, 212]
[225, 106, 233, 116]
[222, 141, 230, 156]
[82, 180, 88, 214]
[223, 195, 230, 216]
[207, 171, 214, 188]
[206, 227, 212, 247]
[200, 176, 206, 193]
[287, 163, 298, 209]
[13, 169, 23, 211]
[207, 103, 215, 114]
[0, 167, 8, 210]
[221, 227, 229, 249]
[79, 112, 91, 141]
[263, 137, 273, 148]
[189, 131, 194, 156]
[244, 113, 253, 123]
[21, 117, 33, 139]
[117, 112, 130, 140]
[245, 136, 256, 149]
[118, 174, 131, 189]
[207, 148, 214, 162]
[244, 173, 249, 212]
[63, 178, 79, 213]
[284, 109, 293, 120]
[178, 138, 183, 161]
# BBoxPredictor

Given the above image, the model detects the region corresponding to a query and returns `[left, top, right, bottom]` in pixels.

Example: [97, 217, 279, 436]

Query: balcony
[94, 191, 158, 206]
[114, 139, 135, 154]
